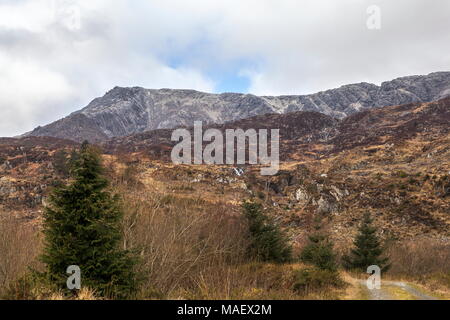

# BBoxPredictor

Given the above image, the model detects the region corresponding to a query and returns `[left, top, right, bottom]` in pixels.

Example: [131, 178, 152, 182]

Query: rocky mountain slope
[26, 72, 450, 143]
[2, 98, 449, 242]
[103, 97, 450, 160]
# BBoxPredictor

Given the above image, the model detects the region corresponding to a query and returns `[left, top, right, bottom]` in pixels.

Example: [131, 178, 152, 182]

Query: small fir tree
[41, 141, 138, 298]
[52, 149, 70, 177]
[342, 212, 390, 272]
[242, 201, 292, 263]
[300, 223, 337, 271]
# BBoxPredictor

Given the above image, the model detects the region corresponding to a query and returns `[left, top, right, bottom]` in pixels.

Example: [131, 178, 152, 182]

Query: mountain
[2, 97, 449, 240]
[26, 72, 450, 143]
[103, 96, 450, 160]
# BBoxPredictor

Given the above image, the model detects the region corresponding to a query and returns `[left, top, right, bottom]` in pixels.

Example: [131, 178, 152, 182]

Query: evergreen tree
[68, 148, 81, 172]
[41, 141, 138, 298]
[242, 201, 292, 263]
[52, 150, 70, 177]
[342, 212, 390, 272]
[300, 224, 337, 272]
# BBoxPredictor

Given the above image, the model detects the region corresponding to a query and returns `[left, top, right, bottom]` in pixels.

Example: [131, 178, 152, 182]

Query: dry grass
[169, 262, 345, 300]
[30, 287, 99, 300]
[385, 239, 450, 292]
[118, 182, 250, 299]
[0, 214, 41, 297]
[386, 239, 449, 276]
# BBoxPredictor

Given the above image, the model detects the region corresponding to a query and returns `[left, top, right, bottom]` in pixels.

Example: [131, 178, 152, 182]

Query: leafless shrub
[117, 184, 249, 298]
[386, 239, 450, 277]
[0, 215, 41, 296]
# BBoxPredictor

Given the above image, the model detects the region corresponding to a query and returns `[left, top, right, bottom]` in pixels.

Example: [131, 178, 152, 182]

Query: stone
[295, 188, 310, 203]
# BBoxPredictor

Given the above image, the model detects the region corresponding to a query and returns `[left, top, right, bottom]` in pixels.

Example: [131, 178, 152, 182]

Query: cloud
[0, 51, 74, 136]
[0, 0, 215, 136]
[0, 0, 449, 136]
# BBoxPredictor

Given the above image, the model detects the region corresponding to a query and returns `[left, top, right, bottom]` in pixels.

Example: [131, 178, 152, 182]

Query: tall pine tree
[41, 141, 138, 298]
[342, 212, 390, 272]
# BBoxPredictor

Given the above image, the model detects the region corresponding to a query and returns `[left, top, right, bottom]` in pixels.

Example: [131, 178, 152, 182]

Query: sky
[0, 0, 449, 137]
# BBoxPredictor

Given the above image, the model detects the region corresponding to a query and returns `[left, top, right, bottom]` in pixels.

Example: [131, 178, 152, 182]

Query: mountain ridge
[102, 97, 450, 162]
[25, 71, 450, 143]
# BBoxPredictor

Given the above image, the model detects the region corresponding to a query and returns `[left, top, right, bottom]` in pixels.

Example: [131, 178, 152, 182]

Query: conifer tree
[300, 223, 337, 272]
[242, 201, 292, 263]
[342, 212, 390, 272]
[41, 141, 138, 298]
[52, 149, 69, 178]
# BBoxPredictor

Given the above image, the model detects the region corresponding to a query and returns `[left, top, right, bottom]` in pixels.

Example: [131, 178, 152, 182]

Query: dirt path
[358, 280, 438, 300]
[343, 274, 441, 300]
[388, 281, 438, 300]
[359, 280, 393, 300]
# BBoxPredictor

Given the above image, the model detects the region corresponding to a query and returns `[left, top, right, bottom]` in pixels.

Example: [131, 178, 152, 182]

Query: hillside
[2, 98, 449, 242]
[104, 97, 450, 161]
[2, 97, 449, 300]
